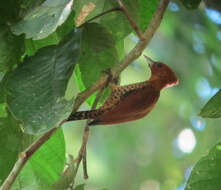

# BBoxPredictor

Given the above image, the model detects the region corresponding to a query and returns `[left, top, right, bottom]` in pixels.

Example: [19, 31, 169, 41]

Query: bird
[68, 55, 179, 126]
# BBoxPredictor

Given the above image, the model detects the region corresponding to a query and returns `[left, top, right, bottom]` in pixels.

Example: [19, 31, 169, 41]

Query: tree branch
[0, 1, 169, 189]
[72, 0, 170, 113]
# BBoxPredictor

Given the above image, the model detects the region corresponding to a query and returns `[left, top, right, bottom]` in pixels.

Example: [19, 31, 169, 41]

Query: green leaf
[0, 81, 5, 103]
[0, 0, 20, 24]
[74, 184, 85, 190]
[12, 128, 66, 190]
[53, 155, 75, 190]
[99, 0, 135, 41]
[73, 0, 134, 41]
[12, 0, 74, 40]
[0, 115, 23, 184]
[0, 25, 24, 72]
[5, 29, 81, 134]
[139, 0, 160, 32]
[25, 10, 76, 56]
[74, 0, 159, 41]
[76, 23, 119, 106]
[199, 89, 221, 118]
[180, 0, 201, 9]
[0, 103, 7, 118]
[185, 140, 221, 190]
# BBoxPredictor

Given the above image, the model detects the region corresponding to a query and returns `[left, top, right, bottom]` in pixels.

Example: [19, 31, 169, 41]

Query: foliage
[1, 0, 221, 189]
[180, 0, 202, 9]
[200, 90, 221, 118]
[185, 140, 221, 190]
[0, 115, 23, 182]
[12, 128, 65, 190]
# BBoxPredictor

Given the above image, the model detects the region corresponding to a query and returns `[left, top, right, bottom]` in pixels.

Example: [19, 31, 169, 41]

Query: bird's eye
[157, 63, 163, 68]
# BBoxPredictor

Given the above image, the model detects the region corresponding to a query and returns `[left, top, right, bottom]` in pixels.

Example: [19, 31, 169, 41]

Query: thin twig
[0, 1, 170, 189]
[82, 146, 88, 179]
[79, 7, 122, 28]
[116, 0, 144, 41]
[70, 85, 106, 188]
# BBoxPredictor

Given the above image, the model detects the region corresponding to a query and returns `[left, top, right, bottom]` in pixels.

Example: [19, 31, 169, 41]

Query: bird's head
[144, 55, 179, 89]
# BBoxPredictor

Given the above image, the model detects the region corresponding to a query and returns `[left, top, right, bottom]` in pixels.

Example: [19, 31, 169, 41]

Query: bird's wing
[99, 81, 153, 111]
[90, 82, 160, 125]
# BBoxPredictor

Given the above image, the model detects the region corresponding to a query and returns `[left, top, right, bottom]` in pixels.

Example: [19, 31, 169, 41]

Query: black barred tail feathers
[68, 110, 96, 121]
[67, 109, 103, 121]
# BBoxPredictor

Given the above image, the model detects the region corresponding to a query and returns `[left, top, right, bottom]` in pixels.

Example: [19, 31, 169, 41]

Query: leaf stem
[79, 7, 122, 28]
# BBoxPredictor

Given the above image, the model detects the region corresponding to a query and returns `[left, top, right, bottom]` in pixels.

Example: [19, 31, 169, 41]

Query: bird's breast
[93, 87, 160, 125]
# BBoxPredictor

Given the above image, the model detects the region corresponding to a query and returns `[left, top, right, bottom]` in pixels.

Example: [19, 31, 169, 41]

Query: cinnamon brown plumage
[68, 55, 178, 125]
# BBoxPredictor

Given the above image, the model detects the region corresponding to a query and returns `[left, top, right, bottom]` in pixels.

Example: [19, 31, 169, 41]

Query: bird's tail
[67, 110, 100, 121]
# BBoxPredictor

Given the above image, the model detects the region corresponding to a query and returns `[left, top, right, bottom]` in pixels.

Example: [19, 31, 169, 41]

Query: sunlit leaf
[5, 29, 81, 134]
[12, 0, 74, 40]
[0, 103, 7, 118]
[185, 139, 221, 190]
[200, 89, 221, 118]
[139, 0, 160, 31]
[25, 10, 76, 56]
[12, 128, 65, 190]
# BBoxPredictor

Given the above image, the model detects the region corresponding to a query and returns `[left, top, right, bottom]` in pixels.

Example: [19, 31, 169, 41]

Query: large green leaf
[75, 23, 119, 106]
[0, 115, 23, 184]
[25, 10, 76, 56]
[185, 140, 221, 190]
[0, 25, 24, 72]
[139, 0, 160, 32]
[12, 128, 66, 190]
[99, 0, 136, 41]
[200, 89, 221, 118]
[12, 0, 74, 40]
[5, 29, 81, 134]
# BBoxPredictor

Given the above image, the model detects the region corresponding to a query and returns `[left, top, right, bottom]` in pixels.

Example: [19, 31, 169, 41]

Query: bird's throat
[150, 79, 178, 91]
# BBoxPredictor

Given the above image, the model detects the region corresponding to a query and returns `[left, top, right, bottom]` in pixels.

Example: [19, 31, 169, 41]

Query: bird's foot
[102, 68, 119, 90]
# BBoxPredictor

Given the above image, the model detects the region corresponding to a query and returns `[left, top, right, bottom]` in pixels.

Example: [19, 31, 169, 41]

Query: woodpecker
[68, 55, 178, 125]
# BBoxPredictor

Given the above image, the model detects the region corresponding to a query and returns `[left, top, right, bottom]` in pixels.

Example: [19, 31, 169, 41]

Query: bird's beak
[144, 55, 155, 68]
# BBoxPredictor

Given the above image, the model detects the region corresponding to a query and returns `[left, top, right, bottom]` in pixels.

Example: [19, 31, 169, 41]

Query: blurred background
[63, 1, 221, 189]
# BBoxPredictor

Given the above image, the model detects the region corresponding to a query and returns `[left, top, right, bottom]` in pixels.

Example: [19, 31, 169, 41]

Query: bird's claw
[102, 68, 119, 86]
